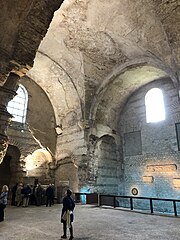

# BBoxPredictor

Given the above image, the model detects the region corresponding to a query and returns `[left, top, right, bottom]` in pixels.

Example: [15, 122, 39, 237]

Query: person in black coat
[22, 184, 32, 207]
[45, 184, 54, 207]
[11, 183, 18, 206]
[35, 184, 43, 206]
[61, 189, 75, 240]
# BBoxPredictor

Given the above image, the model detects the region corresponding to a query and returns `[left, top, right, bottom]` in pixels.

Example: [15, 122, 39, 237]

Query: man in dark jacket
[35, 183, 43, 206]
[22, 184, 32, 207]
[11, 183, 18, 206]
[61, 189, 75, 240]
[45, 184, 54, 207]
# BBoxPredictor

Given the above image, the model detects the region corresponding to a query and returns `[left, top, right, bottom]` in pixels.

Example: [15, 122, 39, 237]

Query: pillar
[0, 73, 20, 163]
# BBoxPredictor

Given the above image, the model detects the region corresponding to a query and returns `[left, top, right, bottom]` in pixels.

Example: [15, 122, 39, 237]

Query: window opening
[7, 85, 28, 123]
[145, 88, 165, 123]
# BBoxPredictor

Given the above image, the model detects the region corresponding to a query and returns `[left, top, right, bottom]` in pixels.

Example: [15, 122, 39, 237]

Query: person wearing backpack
[61, 189, 75, 240]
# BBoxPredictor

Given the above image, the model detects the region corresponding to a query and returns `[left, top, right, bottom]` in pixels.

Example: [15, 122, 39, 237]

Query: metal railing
[99, 194, 180, 217]
[74, 193, 180, 217]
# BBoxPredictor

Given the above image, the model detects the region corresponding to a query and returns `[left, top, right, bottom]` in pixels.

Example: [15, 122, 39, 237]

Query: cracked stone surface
[27, 0, 180, 129]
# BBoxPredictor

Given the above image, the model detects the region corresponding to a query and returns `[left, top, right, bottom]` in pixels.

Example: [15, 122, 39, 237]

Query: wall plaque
[173, 179, 180, 188]
[143, 176, 153, 183]
[146, 164, 177, 173]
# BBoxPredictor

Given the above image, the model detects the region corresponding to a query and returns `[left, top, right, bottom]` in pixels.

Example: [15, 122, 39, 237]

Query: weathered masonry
[0, 0, 180, 213]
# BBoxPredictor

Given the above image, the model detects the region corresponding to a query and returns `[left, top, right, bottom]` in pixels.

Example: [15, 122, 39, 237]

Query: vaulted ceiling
[1, 0, 180, 129]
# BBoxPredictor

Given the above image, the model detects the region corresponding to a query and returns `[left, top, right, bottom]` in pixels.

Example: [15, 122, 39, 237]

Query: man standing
[11, 183, 18, 206]
[22, 184, 32, 207]
[45, 184, 54, 207]
[35, 183, 43, 206]
[61, 189, 75, 240]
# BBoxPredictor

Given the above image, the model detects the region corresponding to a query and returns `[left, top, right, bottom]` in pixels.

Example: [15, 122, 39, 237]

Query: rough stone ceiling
[0, 0, 63, 84]
[28, 0, 179, 127]
[2, 0, 179, 127]
[27, 51, 83, 126]
[33, 0, 179, 74]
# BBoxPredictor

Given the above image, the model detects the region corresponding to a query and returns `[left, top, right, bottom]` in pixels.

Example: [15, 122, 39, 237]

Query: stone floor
[0, 204, 180, 240]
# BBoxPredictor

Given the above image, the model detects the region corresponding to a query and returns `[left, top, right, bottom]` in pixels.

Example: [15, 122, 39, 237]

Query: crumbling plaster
[27, 51, 87, 162]
[21, 1, 180, 187]
[27, 51, 83, 126]
[5, 77, 57, 181]
[1, 0, 180, 191]
[27, 0, 180, 131]
[20, 77, 57, 154]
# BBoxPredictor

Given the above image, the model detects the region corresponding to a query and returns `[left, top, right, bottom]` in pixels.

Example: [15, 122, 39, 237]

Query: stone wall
[84, 132, 124, 195]
[0, 0, 63, 83]
[119, 78, 180, 211]
[4, 77, 57, 187]
[0, 144, 24, 190]
[93, 135, 119, 194]
[54, 125, 87, 194]
[21, 76, 57, 154]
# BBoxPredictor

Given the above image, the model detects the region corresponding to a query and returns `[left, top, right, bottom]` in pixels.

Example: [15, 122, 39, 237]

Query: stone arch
[27, 51, 84, 126]
[24, 148, 54, 184]
[89, 58, 177, 132]
[8, 136, 40, 158]
[8, 138, 24, 153]
[0, 144, 23, 189]
[20, 76, 57, 155]
[91, 134, 121, 194]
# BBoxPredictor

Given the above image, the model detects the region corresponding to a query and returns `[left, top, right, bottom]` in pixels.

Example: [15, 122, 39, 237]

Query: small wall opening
[145, 88, 165, 123]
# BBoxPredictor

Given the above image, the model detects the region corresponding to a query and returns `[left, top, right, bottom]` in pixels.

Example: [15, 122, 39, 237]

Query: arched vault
[90, 63, 171, 130]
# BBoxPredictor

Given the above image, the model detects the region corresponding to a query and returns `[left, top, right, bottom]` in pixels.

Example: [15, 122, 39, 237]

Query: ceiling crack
[58, 77, 70, 109]
[38, 50, 85, 120]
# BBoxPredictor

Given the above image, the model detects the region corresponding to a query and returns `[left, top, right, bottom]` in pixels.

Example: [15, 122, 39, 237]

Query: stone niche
[25, 149, 52, 182]
[92, 135, 119, 194]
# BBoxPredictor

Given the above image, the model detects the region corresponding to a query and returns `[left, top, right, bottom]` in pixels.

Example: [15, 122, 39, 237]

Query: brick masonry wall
[93, 135, 119, 194]
[119, 78, 180, 213]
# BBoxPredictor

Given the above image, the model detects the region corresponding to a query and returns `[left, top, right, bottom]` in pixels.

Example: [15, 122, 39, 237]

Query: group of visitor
[11, 183, 56, 207]
[0, 184, 75, 239]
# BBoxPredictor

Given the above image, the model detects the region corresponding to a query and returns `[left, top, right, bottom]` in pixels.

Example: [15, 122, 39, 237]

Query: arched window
[7, 85, 28, 123]
[145, 88, 165, 123]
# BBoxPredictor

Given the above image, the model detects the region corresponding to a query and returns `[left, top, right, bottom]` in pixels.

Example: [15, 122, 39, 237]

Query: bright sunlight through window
[7, 85, 28, 123]
[145, 88, 165, 123]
